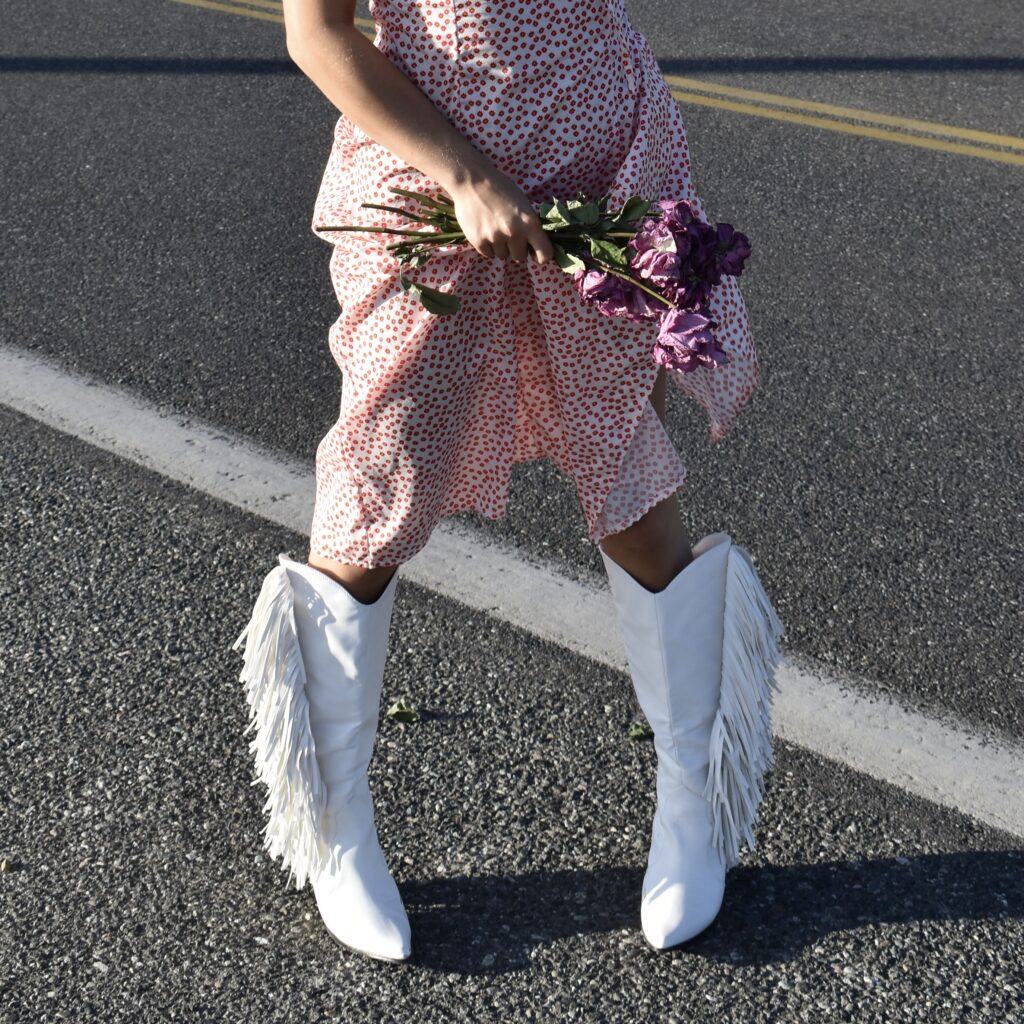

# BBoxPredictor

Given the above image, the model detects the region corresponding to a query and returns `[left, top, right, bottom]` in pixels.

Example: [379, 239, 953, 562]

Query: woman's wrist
[436, 153, 499, 197]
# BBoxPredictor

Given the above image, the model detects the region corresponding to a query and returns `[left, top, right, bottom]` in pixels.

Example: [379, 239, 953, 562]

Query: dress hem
[588, 463, 689, 546]
[308, 453, 561, 569]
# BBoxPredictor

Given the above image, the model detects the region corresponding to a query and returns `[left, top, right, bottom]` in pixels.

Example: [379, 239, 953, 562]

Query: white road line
[4, 344, 1023, 838]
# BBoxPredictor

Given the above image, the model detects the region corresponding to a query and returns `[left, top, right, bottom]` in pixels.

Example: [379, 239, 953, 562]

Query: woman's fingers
[507, 231, 530, 263]
[469, 212, 551, 262]
[493, 220, 547, 263]
[450, 174, 557, 263]
[527, 221, 555, 265]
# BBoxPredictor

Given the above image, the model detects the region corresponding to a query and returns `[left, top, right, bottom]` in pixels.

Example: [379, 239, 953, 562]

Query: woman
[233, 0, 784, 962]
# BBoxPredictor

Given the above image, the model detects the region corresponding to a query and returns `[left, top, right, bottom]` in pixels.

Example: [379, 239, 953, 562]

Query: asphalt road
[2, 0, 1021, 744]
[1, 1, 1022, 1019]
[1, 405, 1022, 1022]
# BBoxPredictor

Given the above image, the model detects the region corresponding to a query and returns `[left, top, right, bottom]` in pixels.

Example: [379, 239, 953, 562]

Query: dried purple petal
[651, 306, 726, 372]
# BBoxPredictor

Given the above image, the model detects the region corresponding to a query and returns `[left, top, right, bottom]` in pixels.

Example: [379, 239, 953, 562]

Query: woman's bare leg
[597, 368, 694, 592]
[306, 554, 399, 605]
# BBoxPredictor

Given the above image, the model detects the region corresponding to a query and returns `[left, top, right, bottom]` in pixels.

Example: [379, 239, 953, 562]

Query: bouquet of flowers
[319, 187, 751, 373]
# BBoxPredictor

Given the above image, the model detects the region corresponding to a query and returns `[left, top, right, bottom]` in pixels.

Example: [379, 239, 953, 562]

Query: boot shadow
[397, 850, 1024, 974]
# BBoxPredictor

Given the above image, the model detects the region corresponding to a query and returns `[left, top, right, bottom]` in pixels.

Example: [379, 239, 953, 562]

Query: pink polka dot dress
[308, 0, 760, 568]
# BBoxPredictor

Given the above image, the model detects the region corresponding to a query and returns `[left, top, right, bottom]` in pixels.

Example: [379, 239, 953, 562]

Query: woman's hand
[284, 2, 555, 267]
[447, 171, 556, 266]
[282, 2, 554, 266]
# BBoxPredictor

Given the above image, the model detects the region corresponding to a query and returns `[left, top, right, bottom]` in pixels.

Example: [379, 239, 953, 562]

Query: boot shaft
[282, 559, 399, 817]
[600, 534, 732, 781]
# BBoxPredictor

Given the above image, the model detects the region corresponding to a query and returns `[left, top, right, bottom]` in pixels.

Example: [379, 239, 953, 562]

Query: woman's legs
[597, 367, 693, 592]
[306, 555, 399, 605]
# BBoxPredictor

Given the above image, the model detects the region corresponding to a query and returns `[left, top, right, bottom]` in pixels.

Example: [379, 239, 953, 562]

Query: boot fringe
[703, 543, 785, 869]
[231, 558, 329, 890]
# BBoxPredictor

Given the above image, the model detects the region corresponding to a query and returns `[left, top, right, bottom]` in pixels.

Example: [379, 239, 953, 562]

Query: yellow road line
[663, 73, 1024, 152]
[168, 0, 282, 23]
[669, 89, 1024, 166]
[170, 0, 1024, 163]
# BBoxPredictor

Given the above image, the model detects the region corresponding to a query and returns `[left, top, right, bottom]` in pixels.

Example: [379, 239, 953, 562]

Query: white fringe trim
[231, 558, 329, 890]
[703, 543, 785, 869]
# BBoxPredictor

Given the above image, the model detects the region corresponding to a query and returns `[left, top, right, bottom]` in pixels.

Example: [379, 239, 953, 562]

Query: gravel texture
[2, 406, 1023, 1023]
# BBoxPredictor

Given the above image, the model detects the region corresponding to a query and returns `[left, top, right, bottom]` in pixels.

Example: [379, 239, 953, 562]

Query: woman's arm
[283, 0, 554, 264]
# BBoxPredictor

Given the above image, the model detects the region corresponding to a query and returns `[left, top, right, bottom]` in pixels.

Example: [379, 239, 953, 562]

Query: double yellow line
[664, 75, 1024, 166]
[170, 0, 284, 22]
[168, 0, 1024, 166]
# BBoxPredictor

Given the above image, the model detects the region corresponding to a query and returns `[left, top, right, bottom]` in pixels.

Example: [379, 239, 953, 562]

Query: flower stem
[386, 231, 465, 247]
[357, 202, 444, 224]
[387, 186, 455, 212]
[319, 224, 464, 239]
[583, 255, 677, 309]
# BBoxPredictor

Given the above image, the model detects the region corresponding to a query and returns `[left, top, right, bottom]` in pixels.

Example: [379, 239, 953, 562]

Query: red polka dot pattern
[307, 0, 760, 567]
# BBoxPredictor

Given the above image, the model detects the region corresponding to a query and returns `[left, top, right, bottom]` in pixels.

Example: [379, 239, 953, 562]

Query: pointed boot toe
[314, 872, 412, 961]
[640, 786, 726, 949]
[642, 884, 722, 950]
[311, 788, 413, 961]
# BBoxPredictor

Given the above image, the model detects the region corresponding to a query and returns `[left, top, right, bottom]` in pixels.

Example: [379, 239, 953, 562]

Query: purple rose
[665, 273, 711, 309]
[624, 285, 667, 324]
[714, 223, 751, 276]
[573, 268, 661, 323]
[574, 268, 628, 315]
[630, 246, 681, 288]
[659, 308, 717, 351]
[627, 218, 681, 258]
[652, 198, 700, 233]
[574, 267, 612, 301]
[652, 306, 727, 372]
[628, 207, 729, 305]
[652, 343, 700, 373]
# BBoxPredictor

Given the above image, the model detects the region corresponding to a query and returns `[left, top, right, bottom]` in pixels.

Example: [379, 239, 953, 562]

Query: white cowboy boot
[600, 531, 784, 949]
[231, 554, 411, 961]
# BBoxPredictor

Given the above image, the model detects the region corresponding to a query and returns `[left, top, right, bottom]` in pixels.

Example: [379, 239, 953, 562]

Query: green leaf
[543, 212, 572, 229]
[573, 200, 601, 225]
[386, 696, 421, 723]
[552, 198, 575, 226]
[617, 195, 652, 224]
[587, 236, 630, 268]
[627, 720, 654, 740]
[399, 275, 460, 315]
[561, 196, 600, 225]
[551, 243, 586, 273]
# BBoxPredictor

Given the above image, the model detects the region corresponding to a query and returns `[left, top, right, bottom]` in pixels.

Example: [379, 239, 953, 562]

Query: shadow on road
[3, 54, 1023, 77]
[401, 849, 1024, 974]
[0, 56, 301, 74]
